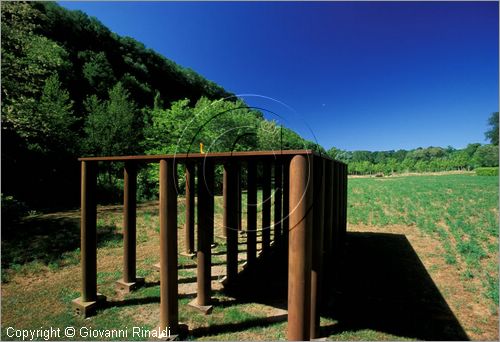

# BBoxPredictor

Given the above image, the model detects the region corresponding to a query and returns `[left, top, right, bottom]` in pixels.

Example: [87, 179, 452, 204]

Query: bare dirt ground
[349, 170, 474, 179]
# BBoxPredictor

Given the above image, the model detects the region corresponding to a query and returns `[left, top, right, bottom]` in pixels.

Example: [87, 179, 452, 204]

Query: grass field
[349, 174, 499, 308]
[347, 174, 498, 340]
[1, 173, 498, 340]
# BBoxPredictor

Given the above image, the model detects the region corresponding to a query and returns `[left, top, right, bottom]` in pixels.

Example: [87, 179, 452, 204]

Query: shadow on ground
[1, 215, 122, 269]
[221, 231, 468, 340]
[81, 230, 468, 340]
[320, 231, 469, 340]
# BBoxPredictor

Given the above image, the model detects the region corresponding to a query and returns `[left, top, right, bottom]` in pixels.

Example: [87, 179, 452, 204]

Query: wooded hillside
[1, 2, 317, 209]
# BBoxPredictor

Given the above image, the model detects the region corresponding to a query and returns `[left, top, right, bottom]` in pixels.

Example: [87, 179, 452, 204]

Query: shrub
[475, 167, 499, 176]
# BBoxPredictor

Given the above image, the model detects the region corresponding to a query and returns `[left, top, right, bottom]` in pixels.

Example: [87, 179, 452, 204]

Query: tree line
[1, 2, 317, 209]
[327, 113, 499, 176]
[1, 2, 497, 212]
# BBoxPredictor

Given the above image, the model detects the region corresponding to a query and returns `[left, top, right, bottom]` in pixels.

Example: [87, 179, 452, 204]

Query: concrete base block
[187, 298, 213, 315]
[115, 277, 145, 294]
[72, 293, 106, 317]
[218, 275, 228, 286]
[180, 252, 196, 258]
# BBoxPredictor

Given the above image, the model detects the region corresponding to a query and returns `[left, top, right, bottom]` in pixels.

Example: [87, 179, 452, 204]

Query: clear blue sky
[59, 1, 498, 151]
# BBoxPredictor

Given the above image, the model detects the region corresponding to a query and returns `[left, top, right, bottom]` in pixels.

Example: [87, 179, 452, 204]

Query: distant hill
[1, 2, 318, 208]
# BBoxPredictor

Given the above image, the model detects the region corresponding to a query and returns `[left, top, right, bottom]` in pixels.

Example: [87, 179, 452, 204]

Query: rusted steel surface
[274, 161, 283, 244]
[246, 162, 257, 267]
[310, 157, 325, 339]
[237, 163, 242, 231]
[323, 160, 334, 284]
[123, 162, 137, 284]
[159, 159, 179, 331]
[222, 167, 228, 238]
[262, 162, 271, 254]
[332, 161, 341, 257]
[282, 159, 290, 249]
[288, 154, 313, 341]
[81, 161, 98, 302]
[196, 160, 213, 306]
[185, 162, 195, 254]
[224, 162, 239, 283]
[78, 150, 318, 162]
[341, 163, 348, 248]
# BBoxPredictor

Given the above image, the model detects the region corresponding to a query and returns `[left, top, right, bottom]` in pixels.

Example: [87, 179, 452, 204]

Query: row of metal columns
[75, 155, 347, 340]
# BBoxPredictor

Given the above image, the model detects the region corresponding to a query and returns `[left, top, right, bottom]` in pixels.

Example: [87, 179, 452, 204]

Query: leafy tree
[327, 147, 341, 160]
[83, 82, 139, 156]
[385, 158, 398, 174]
[79, 50, 116, 95]
[1, 2, 70, 140]
[352, 150, 373, 163]
[257, 120, 282, 150]
[400, 158, 414, 172]
[485, 112, 499, 145]
[143, 98, 193, 154]
[472, 145, 499, 167]
[448, 150, 468, 170]
[35, 74, 78, 153]
[464, 143, 481, 157]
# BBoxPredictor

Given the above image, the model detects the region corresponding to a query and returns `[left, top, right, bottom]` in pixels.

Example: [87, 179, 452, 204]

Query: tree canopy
[1, 2, 497, 208]
[1, 2, 317, 207]
[485, 112, 499, 146]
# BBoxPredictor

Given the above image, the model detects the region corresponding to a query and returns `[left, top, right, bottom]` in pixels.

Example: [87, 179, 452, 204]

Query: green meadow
[1, 173, 498, 340]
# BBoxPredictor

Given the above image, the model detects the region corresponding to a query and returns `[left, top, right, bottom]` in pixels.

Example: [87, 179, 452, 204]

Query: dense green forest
[1, 2, 317, 210]
[1, 2, 497, 214]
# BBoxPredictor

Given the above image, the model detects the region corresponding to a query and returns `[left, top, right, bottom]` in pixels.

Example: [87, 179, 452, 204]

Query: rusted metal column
[185, 162, 195, 255]
[288, 154, 313, 341]
[337, 162, 343, 253]
[247, 162, 257, 267]
[224, 162, 239, 283]
[337, 163, 343, 251]
[310, 157, 325, 339]
[274, 161, 283, 245]
[190, 160, 213, 313]
[222, 168, 228, 238]
[323, 160, 334, 282]
[341, 163, 348, 248]
[208, 163, 215, 248]
[81, 161, 98, 303]
[159, 159, 178, 332]
[262, 162, 271, 255]
[72, 161, 108, 317]
[332, 161, 340, 257]
[237, 163, 242, 232]
[123, 162, 137, 284]
[283, 159, 290, 251]
[115, 162, 145, 293]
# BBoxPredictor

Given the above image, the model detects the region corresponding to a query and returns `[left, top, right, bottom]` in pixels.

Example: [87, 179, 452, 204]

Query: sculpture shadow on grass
[94, 231, 469, 340]
[222, 231, 468, 340]
[325, 232, 468, 340]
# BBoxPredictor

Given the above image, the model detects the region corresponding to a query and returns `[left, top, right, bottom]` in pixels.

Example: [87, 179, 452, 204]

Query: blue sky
[59, 1, 498, 151]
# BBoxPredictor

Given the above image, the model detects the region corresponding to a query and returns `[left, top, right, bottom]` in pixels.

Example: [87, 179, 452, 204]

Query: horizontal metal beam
[77, 150, 343, 164]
